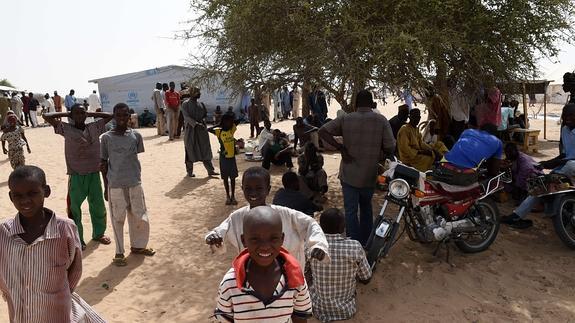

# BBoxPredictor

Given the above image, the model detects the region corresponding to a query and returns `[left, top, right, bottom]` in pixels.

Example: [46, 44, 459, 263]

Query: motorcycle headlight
[389, 179, 410, 199]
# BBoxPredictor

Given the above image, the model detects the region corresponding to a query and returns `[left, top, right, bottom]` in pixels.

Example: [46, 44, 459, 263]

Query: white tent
[89, 65, 248, 116]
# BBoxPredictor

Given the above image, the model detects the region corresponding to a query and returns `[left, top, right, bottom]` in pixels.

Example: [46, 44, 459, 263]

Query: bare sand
[1, 102, 575, 322]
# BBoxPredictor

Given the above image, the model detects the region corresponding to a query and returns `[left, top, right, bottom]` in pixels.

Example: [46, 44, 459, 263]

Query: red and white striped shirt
[0, 209, 105, 323]
[215, 248, 312, 322]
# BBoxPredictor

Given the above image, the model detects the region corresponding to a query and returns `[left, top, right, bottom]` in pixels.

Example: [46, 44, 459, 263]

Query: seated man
[397, 108, 440, 172]
[422, 119, 449, 155]
[293, 117, 319, 150]
[298, 142, 328, 201]
[309, 208, 371, 322]
[503, 142, 543, 202]
[501, 103, 575, 229]
[433, 117, 503, 187]
[257, 119, 274, 154]
[138, 109, 156, 127]
[262, 129, 293, 170]
[388, 104, 409, 139]
[273, 172, 322, 216]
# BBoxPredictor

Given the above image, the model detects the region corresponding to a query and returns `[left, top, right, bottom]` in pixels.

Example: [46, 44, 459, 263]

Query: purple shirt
[513, 152, 543, 190]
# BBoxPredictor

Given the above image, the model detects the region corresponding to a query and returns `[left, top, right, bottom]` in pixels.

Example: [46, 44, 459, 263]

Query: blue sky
[1, 0, 574, 97]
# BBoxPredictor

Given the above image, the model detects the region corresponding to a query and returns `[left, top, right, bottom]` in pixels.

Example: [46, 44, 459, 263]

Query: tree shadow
[0, 158, 9, 166]
[165, 177, 210, 199]
[75, 254, 145, 306]
[0, 181, 7, 188]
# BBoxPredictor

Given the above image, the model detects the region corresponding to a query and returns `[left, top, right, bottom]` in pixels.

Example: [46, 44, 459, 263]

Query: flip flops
[130, 247, 156, 256]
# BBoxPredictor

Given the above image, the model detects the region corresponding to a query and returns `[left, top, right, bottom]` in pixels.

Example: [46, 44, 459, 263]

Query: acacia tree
[0, 79, 15, 88]
[184, 0, 574, 111]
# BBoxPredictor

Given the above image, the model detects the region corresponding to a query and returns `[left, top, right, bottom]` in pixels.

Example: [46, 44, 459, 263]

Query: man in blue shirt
[64, 89, 76, 112]
[433, 117, 503, 186]
[501, 103, 575, 229]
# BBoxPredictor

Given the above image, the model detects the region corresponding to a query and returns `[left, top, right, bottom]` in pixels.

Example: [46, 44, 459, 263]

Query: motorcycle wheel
[455, 198, 500, 253]
[367, 220, 399, 270]
[552, 194, 575, 249]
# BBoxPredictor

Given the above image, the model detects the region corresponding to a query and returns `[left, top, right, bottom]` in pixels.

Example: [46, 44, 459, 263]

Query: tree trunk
[302, 80, 311, 117]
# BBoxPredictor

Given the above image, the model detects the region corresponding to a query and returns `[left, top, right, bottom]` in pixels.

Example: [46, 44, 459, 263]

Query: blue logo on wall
[128, 91, 138, 100]
[127, 91, 140, 106]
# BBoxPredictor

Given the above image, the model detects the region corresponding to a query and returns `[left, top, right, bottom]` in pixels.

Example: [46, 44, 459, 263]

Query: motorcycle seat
[427, 180, 482, 200]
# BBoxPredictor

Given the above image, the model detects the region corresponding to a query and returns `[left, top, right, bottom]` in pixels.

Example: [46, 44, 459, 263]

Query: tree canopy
[0, 79, 15, 88]
[184, 0, 575, 110]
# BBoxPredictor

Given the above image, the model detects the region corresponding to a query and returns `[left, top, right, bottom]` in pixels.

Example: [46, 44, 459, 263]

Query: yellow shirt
[397, 124, 434, 172]
[215, 125, 237, 158]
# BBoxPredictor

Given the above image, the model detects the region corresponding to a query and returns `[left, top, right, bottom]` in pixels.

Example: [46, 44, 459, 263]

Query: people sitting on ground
[205, 166, 329, 268]
[273, 172, 322, 216]
[226, 106, 236, 120]
[501, 103, 575, 229]
[214, 105, 223, 125]
[388, 104, 410, 139]
[214, 206, 313, 322]
[432, 117, 503, 187]
[293, 117, 319, 151]
[397, 108, 442, 172]
[503, 142, 543, 203]
[309, 208, 371, 322]
[139, 109, 156, 127]
[298, 142, 328, 201]
[304, 113, 322, 128]
[262, 129, 294, 170]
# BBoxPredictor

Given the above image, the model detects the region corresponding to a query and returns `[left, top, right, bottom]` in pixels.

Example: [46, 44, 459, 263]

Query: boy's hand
[206, 232, 223, 247]
[310, 248, 326, 261]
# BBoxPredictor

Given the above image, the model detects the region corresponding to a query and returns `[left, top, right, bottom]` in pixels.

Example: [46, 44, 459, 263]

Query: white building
[89, 65, 248, 117]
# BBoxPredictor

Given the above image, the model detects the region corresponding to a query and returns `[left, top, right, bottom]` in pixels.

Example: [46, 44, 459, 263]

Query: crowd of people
[0, 79, 572, 322]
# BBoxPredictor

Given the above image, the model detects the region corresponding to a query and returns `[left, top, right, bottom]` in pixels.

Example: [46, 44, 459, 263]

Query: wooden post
[544, 83, 547, 139]
[522, 82, 528, 129]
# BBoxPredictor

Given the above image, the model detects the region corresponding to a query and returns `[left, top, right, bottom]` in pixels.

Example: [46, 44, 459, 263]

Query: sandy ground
[1, 102, 575, 322]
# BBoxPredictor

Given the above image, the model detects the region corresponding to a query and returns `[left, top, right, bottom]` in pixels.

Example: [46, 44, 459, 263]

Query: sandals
[130, 247, 156, 256]
[112, 255, 127, 267]
[92, 235, 112, 245]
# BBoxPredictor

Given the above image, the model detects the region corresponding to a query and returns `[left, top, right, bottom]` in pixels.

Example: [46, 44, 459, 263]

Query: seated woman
[297, 142, 328, 202]
[262, 129, 293, 170]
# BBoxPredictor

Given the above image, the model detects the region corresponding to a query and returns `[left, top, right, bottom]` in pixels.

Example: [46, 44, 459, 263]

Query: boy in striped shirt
[215, 206, 312, 322]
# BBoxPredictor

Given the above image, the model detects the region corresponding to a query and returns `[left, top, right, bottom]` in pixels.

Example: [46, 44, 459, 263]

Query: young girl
[209, 112, 239, 205]
[1, 114, 31, 169]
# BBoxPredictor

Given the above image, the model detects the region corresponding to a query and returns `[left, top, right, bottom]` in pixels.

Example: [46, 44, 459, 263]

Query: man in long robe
[180, 87, 218, 177]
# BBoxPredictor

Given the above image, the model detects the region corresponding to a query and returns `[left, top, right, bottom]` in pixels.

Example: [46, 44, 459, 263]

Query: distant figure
[165, 81, 181, 140]
[20, 91, 30, 127]
[281, 86, 292, 120]
[139, 109, 156, 127]
[10, 92, 23, 123]
[53, 90, 62, 112]
[151, 82, 166, 136]
[180, 87, 219, 177]
[388, 104, 410, 139]
[273, 172, 322, 215]
[27, 93, 40, 128]
[529, 91, 536, 107]
[293, 117, 319, 150]
[128, 108, 139, 128]
[64, 89, 76, 112]
[42, 93, 55, 114]
[0, 92, 10, 125]
[87, 90, 102, 112]
[214, 105, 223, 124]
[248, 98, 261, 138]
[309, 208, 372, 322]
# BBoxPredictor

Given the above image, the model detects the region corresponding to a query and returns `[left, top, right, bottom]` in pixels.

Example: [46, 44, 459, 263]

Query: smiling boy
[205, 166, 329, 268]
[214, 206, 312, 322]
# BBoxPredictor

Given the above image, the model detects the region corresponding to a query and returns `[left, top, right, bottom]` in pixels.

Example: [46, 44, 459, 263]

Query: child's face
[114, 107, 131, 128]
[242, 175, 270, 207]
[9, 178, 50, 218]
[242, 218, 284, 267]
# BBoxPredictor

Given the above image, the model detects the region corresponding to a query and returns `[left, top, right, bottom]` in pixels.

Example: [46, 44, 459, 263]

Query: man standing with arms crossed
[319, 90, 395, 246]
[43, 104, 113, 249]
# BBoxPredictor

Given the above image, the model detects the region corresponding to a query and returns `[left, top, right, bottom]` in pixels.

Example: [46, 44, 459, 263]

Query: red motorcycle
[366, 162, 510, 268]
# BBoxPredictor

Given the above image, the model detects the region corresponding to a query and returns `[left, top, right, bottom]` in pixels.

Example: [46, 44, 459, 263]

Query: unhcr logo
[127, 91, 140, 105]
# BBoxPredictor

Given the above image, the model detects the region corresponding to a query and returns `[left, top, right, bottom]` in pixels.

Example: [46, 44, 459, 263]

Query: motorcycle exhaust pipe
[428, 218, 478, 241]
